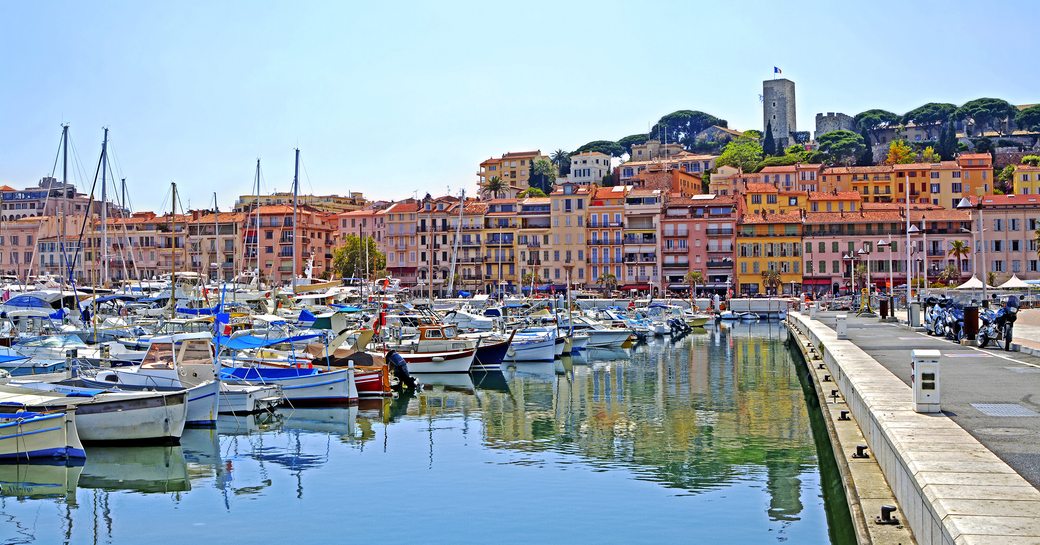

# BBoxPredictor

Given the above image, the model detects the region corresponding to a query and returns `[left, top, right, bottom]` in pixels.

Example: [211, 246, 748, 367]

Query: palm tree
[761, 269, 781, 295]
[550, 149, 571, 176]
[853, 264, 868, 291]
[987, 271, 998, 287]
[948, 240, 970, 278]
[685, 270, 703, 292]
[599, 272, 618, 296]
[481, 175, 506, 199]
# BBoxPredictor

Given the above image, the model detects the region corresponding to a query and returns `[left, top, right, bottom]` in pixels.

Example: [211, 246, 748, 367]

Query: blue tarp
[0, 354, 28, 364]
[95, 294, 138, 303]
[298, 309, 316, 323]
[176, 305, 221, 316]
[329, 304, 363, 312]
[3, 295, 51, 309]
[49, 308, 65, 320]
[458, 290, 471, 298]
[216, 333, 322, 351]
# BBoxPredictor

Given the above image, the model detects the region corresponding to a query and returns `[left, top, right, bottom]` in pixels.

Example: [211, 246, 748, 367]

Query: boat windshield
[176, 339, 214, 365]
[140, 342, 175, 369]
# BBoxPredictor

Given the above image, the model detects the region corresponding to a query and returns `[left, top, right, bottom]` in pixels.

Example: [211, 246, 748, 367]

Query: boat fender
[432, 356, 445, 362]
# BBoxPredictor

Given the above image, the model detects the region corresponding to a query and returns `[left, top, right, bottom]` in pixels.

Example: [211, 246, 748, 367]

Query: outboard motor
[385, 350, 417, 390]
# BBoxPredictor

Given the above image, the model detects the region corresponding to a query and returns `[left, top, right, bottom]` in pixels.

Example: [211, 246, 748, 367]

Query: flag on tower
[773, 66, 782, 74]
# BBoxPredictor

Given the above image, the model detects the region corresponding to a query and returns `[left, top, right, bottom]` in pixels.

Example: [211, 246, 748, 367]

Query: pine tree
[937, 123, 958, 160]
[763, 121, 777, 156]
[855, 128, 874, 166]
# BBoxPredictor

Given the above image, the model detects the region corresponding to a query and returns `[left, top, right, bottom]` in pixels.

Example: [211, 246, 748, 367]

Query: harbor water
[0, 323, 853, 544]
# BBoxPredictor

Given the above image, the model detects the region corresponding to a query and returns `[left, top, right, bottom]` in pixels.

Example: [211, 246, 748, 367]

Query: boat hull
[75, 391, 188, 444]
[507, 338, 556, 362]
[396, 349, 476, 374]
[0, 411, 86, 461]
[218, 383, 282, 414]
[471, 339, 510, 371]
[586, 330, 632, 348]
[221, 367, 357, 404]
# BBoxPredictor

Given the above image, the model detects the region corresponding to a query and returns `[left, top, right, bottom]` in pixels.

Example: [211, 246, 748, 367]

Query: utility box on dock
[911, 349, 941, 413]
[810, 302, 818, 320]
[909, 302, 922, 328]
[835, 314, 848, 339]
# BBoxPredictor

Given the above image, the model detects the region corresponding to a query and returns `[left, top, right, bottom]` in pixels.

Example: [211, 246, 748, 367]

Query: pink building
[802, 206, 971, 295]
[660, 194, 737, 294]
[337, 209, 385, 246]
[382, 200, 420, 285]
[975, 194, 1040, 280]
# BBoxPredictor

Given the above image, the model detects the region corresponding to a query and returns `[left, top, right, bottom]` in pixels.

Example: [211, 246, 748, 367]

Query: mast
[100, 127, 109, 287]
[447, 189, 464, 295]
[213, 192, 220, 283]
[292, 148, 300, 293]
[170, 182, 178, 319]
[59, 124, 69, 286]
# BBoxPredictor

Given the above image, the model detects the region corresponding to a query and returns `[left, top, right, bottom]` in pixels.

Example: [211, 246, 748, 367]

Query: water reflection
[0, 324, 850, 545]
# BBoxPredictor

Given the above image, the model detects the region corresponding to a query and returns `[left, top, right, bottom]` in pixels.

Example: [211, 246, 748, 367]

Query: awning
[801, 278, 833, 285]
[619, 284, 651, 291]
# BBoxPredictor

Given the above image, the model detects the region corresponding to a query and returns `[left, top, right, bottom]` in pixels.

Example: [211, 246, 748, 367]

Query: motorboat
[507, 328, 557, 362]
[79, 333, 221, 426]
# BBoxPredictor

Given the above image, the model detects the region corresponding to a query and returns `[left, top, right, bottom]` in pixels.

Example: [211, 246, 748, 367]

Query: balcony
[586, 240, 613, 245]
[707, 260, 732, 268]
[663, 246, 687, 254]
[623, 253, 657, 263]
[623, 234, 657, 245]
[705, 229, 734, 236]
[663, 261, 690, 269]
[485, 238, 514, 246]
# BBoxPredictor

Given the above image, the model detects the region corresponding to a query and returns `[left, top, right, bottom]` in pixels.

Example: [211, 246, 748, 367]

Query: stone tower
[763, 78, 797, 148]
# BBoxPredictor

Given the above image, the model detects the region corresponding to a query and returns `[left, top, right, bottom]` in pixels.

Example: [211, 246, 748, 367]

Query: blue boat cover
[95, 294, 138, 303]
[0, 354, 29, 364]
[298, 309, 316, 323]
[216, 333, 322, 351]
[176, 304, 221, 316]
[329, 304, 363, 312]
[3, 295, 51, 309]
[221, 366, 321, 379]
[0, 411, 45, 419]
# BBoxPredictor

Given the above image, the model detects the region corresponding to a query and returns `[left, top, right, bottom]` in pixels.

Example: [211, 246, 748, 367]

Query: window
[930, 184, 940, 193]
[819, 260, 826, 273]
[789, 197, 798, 206]
[994, 219, 1003, 232]
[930, 172, 939, 179]
[1011, 218, 1020, 231]
[831, 242, 839, 253]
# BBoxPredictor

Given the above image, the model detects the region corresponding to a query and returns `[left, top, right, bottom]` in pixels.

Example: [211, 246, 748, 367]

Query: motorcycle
[943, 304, 965, 342]
[924, 297, 949, 336]
[978, 296, 1020, 351]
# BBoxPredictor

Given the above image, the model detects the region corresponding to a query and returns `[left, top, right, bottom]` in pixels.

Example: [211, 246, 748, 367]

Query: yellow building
[1013, 164, 1040, 195]
[740, 183, 807, 215]
[478, 150, 550, 195]
[735, 210, 803, 296]
[517, 197, 552, 289]
[549, 183, 592, 287]
[806, 191, 860, 213]
[820, 166, 895, 202]
[483, 198, 519, 294]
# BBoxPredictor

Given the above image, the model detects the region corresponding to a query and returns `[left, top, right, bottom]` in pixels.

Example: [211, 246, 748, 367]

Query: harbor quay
[788, 309, 1040, 544]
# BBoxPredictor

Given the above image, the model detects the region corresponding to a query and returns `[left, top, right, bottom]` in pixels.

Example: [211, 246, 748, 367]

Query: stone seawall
[788, 312, 1040, 545]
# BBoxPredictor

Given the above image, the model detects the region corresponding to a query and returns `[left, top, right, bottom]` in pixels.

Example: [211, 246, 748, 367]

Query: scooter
[978, 296, 1020, 351]
[943, 304, 965, 342]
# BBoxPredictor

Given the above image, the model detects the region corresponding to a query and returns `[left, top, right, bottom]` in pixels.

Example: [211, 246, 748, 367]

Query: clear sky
[1, 1, 1037, 211]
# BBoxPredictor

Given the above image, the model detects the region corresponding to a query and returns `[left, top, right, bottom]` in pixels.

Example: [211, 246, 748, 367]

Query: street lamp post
[843, 252, 858, 302]
[956, 197, 988, 303]
[858, 246, 872, 303]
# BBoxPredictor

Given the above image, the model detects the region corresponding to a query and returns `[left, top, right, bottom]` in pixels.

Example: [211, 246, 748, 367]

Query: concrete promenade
[816, 311, 1040, 488]
[789, 310, 1040, 545]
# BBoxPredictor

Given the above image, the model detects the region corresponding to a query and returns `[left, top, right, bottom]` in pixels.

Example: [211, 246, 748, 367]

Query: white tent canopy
[954, 275, 995, 290]
[997, 274, 1031, 289]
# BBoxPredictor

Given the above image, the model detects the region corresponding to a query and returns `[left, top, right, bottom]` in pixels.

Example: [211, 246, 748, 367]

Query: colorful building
[1013, 164, 1040, 195]
[483, 198, 519, 294]
[660, 194, 737, 294]
[976, 194, 1040, 279]
[586, 186, 628, 286]
[549, 183, 591, 287]
[383, 200, 420, 285]
[622, 188, 663, 289]
[735, 210, 803, 296]
[478, 150, 550, 195]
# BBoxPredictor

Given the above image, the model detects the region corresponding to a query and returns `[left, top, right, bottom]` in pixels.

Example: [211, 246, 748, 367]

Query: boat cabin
[417, 324, 459, 342]
[140, 333, 215, 371]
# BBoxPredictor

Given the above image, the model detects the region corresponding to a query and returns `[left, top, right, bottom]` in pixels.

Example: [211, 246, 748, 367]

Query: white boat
[0, 384, 188, 444]
[562, 316, 632, 348]
[0, 409, 85, 461]
[441, 308, 495, 331]
[383, 348, 477, 374]
[219, 382, 282, 414]
[570, 332, 590, 352]
[507, 328, 557, 362]
[220, 364, 357, 404]
[719, 311, 759, 321]
[81, 333, 220, 426]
